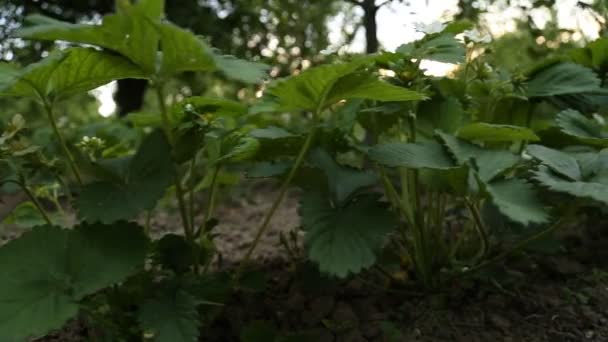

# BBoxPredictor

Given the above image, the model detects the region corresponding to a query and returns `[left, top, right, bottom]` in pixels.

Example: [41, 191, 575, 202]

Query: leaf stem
[1, 179, 52, 225]
[464, 197, 489, 262]
[188, 153, 198, 232]
[199, 165, 220, 240]
[154, 83, 193, 241]
[237, 112, 320, 279]
[42, 100, 82, 185]
[457, 209, 573, 277]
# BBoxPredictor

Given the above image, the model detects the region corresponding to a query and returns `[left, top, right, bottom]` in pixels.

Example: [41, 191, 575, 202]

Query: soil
[4, 185, 608, 342]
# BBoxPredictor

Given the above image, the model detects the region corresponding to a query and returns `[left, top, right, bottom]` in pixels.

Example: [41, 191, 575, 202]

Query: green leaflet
[436, 131, 520, 182]
[158, 22, 268, 81]
[263, 59, 425, 112]
[525, 62, 604, 97]
[138, 288, 200, 342]
[76, 130, 175, 223]
[157, 22, 216, 75]
[417, 96, 465, 135]
[212, 53, 270, 84]
[0, 48, 146, 101]
[240, 321, 278, 342]
[324, 72, 427, 104]
[456, 123, 539, 142]
[216, 134, 261, 164]
[397, 34, 465, 64]
[248, 127, 303, 160]
[368, 140, 456, 170]
[246, 161, 292, 178]
[300, 192, 397, 278]
[0, 222, 148, 342]
[555, 109, 608, 147]
[484, 178, 549, 225]
[16, 9, 268, 82]
[526, 145, 581, 181]
[309, 148, 377, 205]
[249, 126, 297, 139]
[265, 59, 368, 112]
[16, 5, 160, 73]
[533, 165, 608, 205]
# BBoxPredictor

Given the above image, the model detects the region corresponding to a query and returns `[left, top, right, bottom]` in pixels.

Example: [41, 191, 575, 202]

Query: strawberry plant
[1, 1, 608, 340]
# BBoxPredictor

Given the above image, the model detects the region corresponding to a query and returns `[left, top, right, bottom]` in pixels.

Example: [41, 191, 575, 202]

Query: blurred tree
[344, 0, 403, 53]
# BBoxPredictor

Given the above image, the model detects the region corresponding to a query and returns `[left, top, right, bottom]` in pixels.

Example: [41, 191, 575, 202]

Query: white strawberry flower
[413, 21, 446, 35]
[463, 29, 492, 43]
[593, 113, 606, 126]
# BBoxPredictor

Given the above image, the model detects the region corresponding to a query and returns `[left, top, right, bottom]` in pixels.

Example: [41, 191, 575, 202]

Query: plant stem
[199, 165, 220, 240]
[188, 154, 198, 232]
[154, 83, 193, 240]
[155, 84, 174, 145]
[144, 211, 152, 235]
[518, 104, 535, 154]
[458, 213, 570, 277]
[42, 101, 82, 185]
[237, 113, 320, 278]
[464, 197, 489, 262]
[2, 179, 52, 225]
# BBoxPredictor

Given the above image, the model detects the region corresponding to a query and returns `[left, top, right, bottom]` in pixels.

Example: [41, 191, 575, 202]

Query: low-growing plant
[1, 1, 608, 340]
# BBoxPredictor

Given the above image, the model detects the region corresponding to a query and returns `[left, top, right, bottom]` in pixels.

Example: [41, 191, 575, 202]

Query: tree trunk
[362, 0, 379, 53]
[114, 79, 148, 117]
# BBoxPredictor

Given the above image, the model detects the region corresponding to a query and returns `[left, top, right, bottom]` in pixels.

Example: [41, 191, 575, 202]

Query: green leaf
[0, 222, 148, 341]
[533, 165, 608, 205]
[417, 34, 466, 64]
[138, 289, 200, 342]
[77, 130, 175, 223]
[368, 140, 456, 170]
[240, 321, 278, 342]
[158, 22, 216, 76]
[300, 193, 397, 278]
[264, 59, 367, 112]
[309, 148, 377, 205]
[456, 123, 539, 142]
[484, 178, 549, 225]
[16, 9, 160, 73]
[1, 48, 146, 101]
[526, 145, 581, 180]
[249, 127, 303, 160]
[1, 201, 53, 229]
[249, 126, 296, 139]
[555, 109, 608, 146]
[417, 96, 465, 135]
[436, 131, 520, 182]
[443, 20, 474, 34]
[155, 234, 197, 274]
[397, 34, 465, 64]
[246, 161, 292, 178]
[264, 59, 424, 112]
[217, 135, 260, 163]
[212, 53, 269, 83]
[325, 72, 427, 104]
[525, 62, 603, 97]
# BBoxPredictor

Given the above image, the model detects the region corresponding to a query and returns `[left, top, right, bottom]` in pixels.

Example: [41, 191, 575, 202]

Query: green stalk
[518, 104, 535, 154]
[464, 197, 489, 262]
[42, 100, 82, 185]
[144, 211, 152, 235]
[458, 208, 574, 277]
[188, 154, 198, 232]
[237, 111, 321, 278]
[405, 112, 431, 287]
[2, 179, 52, 225]
[199, 165, 220, 239]
[154, 84, 193, 240]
